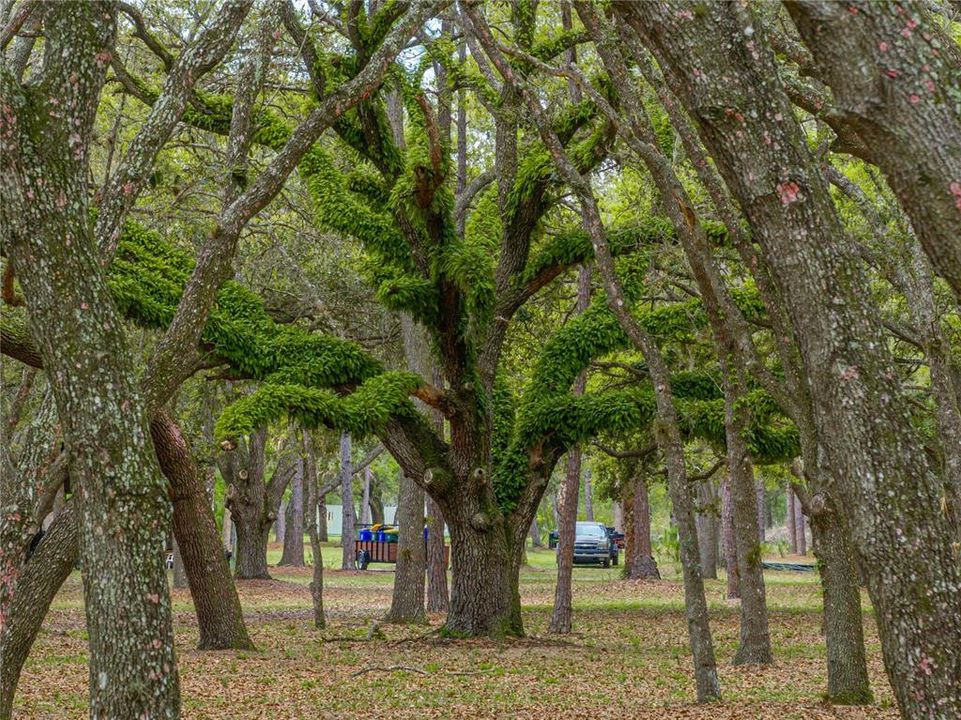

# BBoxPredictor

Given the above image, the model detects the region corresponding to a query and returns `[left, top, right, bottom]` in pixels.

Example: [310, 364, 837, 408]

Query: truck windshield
[575, 523, 606, 537]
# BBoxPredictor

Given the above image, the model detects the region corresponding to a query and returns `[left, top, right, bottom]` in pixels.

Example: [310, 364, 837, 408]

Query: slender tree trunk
[583, 467, 594, 522]
[279, 457, 305, 566]
[360, 466, 372, 526]
[222, 507, 234, 554]
[549, 447, 582, 634]
[303, 434, 325, 629]
[340, 432, 355, 570]
[426, 496, 449, 612]
[727, 393, 772, 664]
[756, 480, 766, 543]
[696, 481, 719, 580]
[318, 499, 328, 542]
[386, 472, 426, 623]
[613, 501, 623, 534]
[172, 539, 188, 589]
[787, 489, 798, 555]
[794, 494, 807, 556]
[275, 500, 286, 544]
[721, 477, 739, 600]
[529, 517, 543, 547]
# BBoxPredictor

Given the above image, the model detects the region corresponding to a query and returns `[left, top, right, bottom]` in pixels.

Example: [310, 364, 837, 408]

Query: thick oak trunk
[279, 458, 305, 566]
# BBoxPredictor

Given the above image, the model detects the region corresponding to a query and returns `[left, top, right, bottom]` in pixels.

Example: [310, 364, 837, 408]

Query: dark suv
[572, 521, 619, 567]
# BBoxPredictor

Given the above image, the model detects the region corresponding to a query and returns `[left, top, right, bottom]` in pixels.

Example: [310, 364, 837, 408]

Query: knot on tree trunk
[470, 512, 492, 531]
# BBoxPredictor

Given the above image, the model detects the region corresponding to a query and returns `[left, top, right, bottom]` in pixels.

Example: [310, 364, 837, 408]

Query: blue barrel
[359, 528, 373, 541]
[377, 530, 387, 542]
[423, 526, 429, 540]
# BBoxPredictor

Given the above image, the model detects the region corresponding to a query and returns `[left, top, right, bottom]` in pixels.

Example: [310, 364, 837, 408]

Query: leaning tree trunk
[279, 457, 305, 566]
[151, 410, 254, 650]
[0, 504, 78, 720]
[425, 496, 449, 613]
[621, 4, 961, 713]
[549, 447, 582, 634]
[386, 471, 427, 623]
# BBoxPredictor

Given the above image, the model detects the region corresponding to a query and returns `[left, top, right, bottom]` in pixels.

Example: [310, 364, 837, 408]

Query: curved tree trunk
[386, 471, 426, 623]
[0, 504, 78, 720]
[151, 411, 254, 650]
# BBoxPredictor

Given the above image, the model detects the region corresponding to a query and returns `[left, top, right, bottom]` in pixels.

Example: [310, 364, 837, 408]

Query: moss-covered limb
[214, 371, 423, 441]
[108, 219, 384, 391]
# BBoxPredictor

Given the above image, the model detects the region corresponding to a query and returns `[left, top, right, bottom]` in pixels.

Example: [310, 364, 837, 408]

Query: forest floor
[15, 544, 897, 719]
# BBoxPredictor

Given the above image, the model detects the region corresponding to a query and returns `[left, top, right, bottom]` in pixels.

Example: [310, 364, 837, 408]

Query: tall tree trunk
[279, 457, 305, 566]
[172, 538, 188, 589]
[721, 477, 739, 600]
[549, 447, 582, 634]
[696, 481, 719, 580]
[628, 475, 660, 580]
[275, 500, 286, 544]
[339, 432, 355, 570]
[386, 471, 426, 623]
[787, 489, 798, 555]
[727, 394, 772, 664]
[549, 262, 591, 634]
[583, 467, 595, 522]
[318, 498, 329, 542]
[756, 480, 766, 543]
[613, 500, 623, 534]
[620, 5, 961, 713]
[360, 466, 372, 525]
[1, 6, 180, 713]
[426, 497, 449, 613]
[303, 434, 325, 629]
[529, 516, 543, 547]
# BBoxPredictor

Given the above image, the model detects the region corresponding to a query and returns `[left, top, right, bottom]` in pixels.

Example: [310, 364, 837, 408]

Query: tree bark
[279, 457, 305, 566]
[386, 471, 426, 623]
[583, 466, 594, 522]
[721, 477, 739, 600]
[619, 5, 961, 713]
[339, 432, 356, 570]
[172, 538, 188, 589]
[628, 475, 660, 580]
[529, 516, 543, 547]
[303, 434, 325, 629]
[787, 485, 798, 555]
[756, 479, 766, 543]
[696, 481, 719, 580]
[0, 504, 78, 720]
[727, 396, 772, 664]
[1, 6, 180, 714]
[275, 500, 286, 544]
[785, 1, 961, 304]
[809, 503, 873, 705]
[549, 447, 582, 634]
[150, 410, 254, 650]
[426, 496, 449, 613]
[794, 492, 807, 556]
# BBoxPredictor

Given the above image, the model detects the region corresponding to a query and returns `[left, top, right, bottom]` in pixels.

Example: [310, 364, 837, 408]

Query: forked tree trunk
[386, 471, 426, 623]
[549, 447, 582, 634]
[279, 458, 305, 566]
[426, 496, 449, 613]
